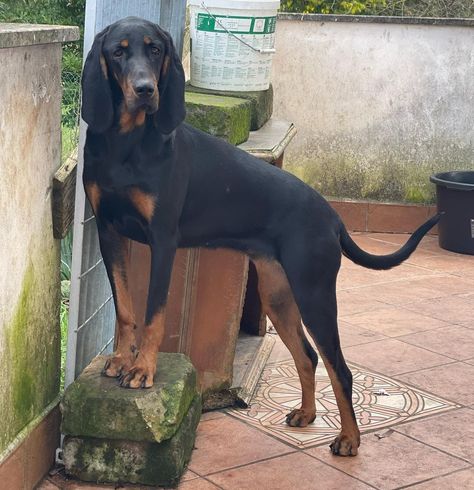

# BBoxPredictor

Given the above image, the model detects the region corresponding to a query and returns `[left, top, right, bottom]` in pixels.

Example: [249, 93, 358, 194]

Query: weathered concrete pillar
[0, 23, 79, 488]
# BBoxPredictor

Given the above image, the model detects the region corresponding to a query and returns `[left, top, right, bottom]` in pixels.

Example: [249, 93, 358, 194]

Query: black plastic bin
[430, 171, 474, 255]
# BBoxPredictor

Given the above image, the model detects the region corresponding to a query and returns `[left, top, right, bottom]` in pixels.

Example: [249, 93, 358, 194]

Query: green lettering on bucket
[197, 13, 276, 35]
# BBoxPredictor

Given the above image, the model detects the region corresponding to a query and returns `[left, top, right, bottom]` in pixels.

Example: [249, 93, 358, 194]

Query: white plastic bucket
[188, 0, 279, 91]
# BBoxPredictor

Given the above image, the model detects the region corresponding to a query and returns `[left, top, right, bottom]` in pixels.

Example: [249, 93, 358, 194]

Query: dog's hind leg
[253, 258, 318, 427]
[281, 237, 360, 456]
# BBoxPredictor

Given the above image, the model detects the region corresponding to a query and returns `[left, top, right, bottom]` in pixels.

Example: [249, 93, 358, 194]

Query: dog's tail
[339, 213, 442, 270]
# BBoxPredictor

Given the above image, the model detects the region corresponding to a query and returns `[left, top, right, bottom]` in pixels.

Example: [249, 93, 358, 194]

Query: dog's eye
[113, 48, 124, 58]
[151, 46, 161, 56]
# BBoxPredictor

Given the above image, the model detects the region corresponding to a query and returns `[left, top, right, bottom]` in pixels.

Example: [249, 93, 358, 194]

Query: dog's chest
[98, 186, 157, 244]
[94, 158, 145, 190]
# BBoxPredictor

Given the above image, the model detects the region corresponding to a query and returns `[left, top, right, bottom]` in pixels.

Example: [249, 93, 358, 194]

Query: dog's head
[81, 16, 185, 134]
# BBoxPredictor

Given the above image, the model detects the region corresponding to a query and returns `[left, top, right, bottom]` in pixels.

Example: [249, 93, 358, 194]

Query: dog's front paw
[285, 408, 316, 427]
[119, 354, 156, 389]
[102, 352, 135, 378]
[330, 432, 360, 456]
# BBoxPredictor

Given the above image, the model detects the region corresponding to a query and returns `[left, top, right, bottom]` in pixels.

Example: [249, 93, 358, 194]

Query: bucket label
[191, 11, 276, 91]
[197, 13, 276, 35]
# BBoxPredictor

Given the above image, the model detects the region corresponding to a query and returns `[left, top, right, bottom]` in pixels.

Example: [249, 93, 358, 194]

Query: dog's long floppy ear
[81, 27, 113, 133]
[154, 27, 186, 134]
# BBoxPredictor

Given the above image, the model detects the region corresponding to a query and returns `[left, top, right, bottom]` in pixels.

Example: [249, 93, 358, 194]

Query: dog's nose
[134, 80, 155, 98]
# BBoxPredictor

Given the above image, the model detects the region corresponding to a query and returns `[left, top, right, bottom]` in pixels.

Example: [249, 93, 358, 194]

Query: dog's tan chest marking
[128, 187, 156, 222]
[119, 106, 146, 133]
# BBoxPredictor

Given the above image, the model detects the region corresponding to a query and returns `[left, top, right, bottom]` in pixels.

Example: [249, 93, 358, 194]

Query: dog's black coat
[81, 16, 440, 456]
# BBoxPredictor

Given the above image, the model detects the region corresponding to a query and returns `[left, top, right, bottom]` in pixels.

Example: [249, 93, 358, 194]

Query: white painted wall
[271, 16, 474, 203]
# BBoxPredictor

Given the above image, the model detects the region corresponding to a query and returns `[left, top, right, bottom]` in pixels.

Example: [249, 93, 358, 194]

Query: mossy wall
[0, 244, 60, 455]
[286, 136, 474, 204]
[0, 35, 67, 460]
[272, 19, 474, 204]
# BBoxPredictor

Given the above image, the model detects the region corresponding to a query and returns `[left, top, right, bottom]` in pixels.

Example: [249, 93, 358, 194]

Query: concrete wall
[0, 23, 78, 482]
[271, 15, 474, 203]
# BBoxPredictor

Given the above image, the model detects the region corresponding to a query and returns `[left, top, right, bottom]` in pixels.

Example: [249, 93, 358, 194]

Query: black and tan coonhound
[81, 16, 440, 456]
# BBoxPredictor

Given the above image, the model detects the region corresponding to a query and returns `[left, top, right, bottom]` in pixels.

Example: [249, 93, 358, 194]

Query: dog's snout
[134, 80, 155, 98]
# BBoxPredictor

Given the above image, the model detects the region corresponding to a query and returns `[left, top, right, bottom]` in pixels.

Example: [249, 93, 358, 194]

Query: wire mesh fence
[61, 70, 81, 162]
[62, 51, 118, 385]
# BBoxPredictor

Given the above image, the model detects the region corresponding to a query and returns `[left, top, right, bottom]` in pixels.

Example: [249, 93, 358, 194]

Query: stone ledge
[278, 13, 474, 27]
[61, 353, 198, 443]
[186, 83, 273, 131]
[185, 92, 251, 145]
[0, 24, 79, 49]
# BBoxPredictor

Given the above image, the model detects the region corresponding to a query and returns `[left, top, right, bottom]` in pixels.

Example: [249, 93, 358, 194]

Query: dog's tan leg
[102, 238, 138, 377]
[318, 349, 360, 456]
[278, 237, 360, 456]
[120, 308, 165, 388]
[120, 239, 176, 389]
[85, 182, 138, 378]
[98, 232, 138, 377]
[253, 258, 318, 427]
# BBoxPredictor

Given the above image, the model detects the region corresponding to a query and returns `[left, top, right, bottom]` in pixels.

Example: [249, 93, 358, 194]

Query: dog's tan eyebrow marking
[144, 36, 152, 45]
[120, 39, 129, 47]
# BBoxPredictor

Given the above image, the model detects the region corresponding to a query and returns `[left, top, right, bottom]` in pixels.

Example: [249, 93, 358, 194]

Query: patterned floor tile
[228, 359, 458, 449]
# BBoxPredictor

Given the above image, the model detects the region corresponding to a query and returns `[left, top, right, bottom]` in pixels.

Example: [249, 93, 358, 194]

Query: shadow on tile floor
[39, 234, 474, 490]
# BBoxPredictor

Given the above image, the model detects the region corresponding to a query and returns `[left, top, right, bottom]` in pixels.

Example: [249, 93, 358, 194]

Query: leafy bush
[281, 0, 387, 14]
[376, 1, 474, 17]
[280, 0, 474, 17]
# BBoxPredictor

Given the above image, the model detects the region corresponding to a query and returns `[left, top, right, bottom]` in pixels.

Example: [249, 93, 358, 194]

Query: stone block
[185, 92, 251, 145]
[63, 396, 201, 487]
[61, 353, 197, 443]
[186, 83, 274, 130]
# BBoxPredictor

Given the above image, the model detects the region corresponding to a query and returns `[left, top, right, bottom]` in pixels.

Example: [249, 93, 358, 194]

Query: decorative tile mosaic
[228, 359, 458, 449]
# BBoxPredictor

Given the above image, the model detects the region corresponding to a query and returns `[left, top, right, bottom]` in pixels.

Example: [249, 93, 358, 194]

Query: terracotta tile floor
[39, 233, 474, 490]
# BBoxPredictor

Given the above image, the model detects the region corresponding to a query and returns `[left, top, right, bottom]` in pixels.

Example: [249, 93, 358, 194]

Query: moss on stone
[0, 245, 61, 454]
[61, 353, 198, 443]
[185, 92, 251, 145]
[186, 83, 273, 130]
[63, 395, 202, 487]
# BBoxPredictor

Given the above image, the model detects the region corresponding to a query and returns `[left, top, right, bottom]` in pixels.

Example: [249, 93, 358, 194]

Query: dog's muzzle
[127, 77, 159, 113]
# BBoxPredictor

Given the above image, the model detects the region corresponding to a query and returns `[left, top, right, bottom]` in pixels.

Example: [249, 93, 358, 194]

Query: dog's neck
[86, 115, 173, 164]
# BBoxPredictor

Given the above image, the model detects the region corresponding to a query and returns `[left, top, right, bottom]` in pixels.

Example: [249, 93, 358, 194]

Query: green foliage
[375, 0, 474, 17]
[0, 1, 85, 29]
[280, 0, 386, 15]
[280, 0, 474, 17]
[60, 230, 73, 389]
